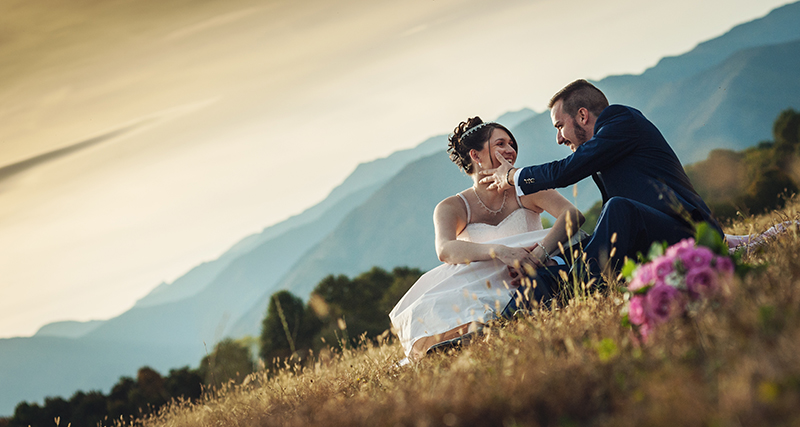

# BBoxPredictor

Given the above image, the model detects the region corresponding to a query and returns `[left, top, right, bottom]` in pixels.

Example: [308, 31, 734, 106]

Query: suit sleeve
[517, 106, 639, 195]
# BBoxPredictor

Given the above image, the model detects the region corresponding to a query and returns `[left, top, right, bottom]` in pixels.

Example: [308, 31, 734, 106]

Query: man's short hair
[548, 79, 609, 117]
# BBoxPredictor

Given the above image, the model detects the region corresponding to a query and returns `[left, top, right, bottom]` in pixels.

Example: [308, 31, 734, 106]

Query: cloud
[0, 119, 152, 189]
[162, 6, 268, 42]
[398, 24, 429, 38]
[0, 97, 218, 191]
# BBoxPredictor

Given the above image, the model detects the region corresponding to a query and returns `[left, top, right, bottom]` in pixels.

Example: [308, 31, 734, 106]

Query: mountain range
[2, 1, 800, 416]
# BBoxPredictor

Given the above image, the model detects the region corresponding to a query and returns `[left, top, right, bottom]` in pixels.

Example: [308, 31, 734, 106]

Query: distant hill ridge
[34, 320, 103, 339]
[600, 1, 800, 102]
[2, 2, 800, 416]
[596, 1, 800, 162]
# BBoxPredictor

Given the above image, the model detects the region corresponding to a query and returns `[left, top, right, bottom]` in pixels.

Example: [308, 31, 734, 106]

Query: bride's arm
[434, 196, 539, 267]
[520, 189, 584, 261]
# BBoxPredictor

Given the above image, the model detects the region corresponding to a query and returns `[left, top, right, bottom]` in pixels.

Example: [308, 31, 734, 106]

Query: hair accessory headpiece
[460, 122, 495, 142]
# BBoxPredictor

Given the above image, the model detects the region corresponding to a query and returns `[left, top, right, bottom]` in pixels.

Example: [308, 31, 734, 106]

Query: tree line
[259, 266, 422, 364]
[0, 266, 421, 427]
[3, 366, 203, 427]
[686, 108, 800, 221]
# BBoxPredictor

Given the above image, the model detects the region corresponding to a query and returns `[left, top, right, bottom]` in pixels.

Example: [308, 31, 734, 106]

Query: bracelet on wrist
[506, 168, 515, 186]
[538, 247, 550, 263]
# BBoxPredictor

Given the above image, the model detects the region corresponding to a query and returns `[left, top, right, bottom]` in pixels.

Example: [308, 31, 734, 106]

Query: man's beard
[573, 118, 588, 145]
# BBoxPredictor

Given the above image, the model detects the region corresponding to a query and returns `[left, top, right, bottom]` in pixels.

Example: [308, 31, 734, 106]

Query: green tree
[773, 108, 800, 154]
[106, 376, 137, 422]
[312, 274, 355, 317]
[200, 338, 255, 387]
[9, 366, 204, 427]
[379, 267, 424, 315]
[580, 200, 603, 234]
[685, 109, 800, 221]
[347, 267, 395, 337]
[164, 366, 204, 401]
[9, 402, 46, 427]
[140, 367, 168, 405]
[124, 367, 169, 415]
[260, 290, 316, 363]
[310, 267, 422, 348]
[311, 269, 389, 347]
[69, 391, 107, 427]
[740, 167, 797, 214]
[258, 267, 423, 362]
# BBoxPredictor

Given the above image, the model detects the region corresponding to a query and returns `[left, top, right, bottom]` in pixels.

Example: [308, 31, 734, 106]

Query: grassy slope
[129, 203, 800, 427]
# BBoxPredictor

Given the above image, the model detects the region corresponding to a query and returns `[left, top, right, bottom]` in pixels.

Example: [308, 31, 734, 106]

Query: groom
[482, 79, 722, 282]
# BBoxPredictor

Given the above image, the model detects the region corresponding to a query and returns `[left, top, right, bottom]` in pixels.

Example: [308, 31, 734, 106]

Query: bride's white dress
[726, 220, 799, 253]
[390, 192, 552, 360]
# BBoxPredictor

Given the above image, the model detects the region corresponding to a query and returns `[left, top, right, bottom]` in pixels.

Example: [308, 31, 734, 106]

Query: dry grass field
[123, 201, 800, 427]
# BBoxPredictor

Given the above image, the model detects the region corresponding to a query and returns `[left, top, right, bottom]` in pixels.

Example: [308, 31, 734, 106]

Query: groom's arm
[515, 107, 639, 196]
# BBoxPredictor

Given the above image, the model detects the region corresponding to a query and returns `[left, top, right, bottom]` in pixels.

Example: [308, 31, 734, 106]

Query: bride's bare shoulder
[434, 193, 469, 219]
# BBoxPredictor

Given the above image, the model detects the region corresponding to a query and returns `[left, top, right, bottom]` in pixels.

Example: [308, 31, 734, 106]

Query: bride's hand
[479, 152, 516, 193]
[494, 245, 545, 277]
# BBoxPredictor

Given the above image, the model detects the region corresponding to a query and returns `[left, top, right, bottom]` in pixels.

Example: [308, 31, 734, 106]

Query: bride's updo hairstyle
[447, 117, 518, 174]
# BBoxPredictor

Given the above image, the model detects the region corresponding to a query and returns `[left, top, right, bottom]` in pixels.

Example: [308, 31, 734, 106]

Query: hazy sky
[0, 0, 793, 338]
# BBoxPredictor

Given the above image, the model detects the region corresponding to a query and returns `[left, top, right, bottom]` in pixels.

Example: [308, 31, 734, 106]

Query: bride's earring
[478, 162, 483, 168]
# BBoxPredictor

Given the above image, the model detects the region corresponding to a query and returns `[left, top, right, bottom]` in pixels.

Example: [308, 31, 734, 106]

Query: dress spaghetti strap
[514, 189, 523, 209]
[456, 192, 471, 223]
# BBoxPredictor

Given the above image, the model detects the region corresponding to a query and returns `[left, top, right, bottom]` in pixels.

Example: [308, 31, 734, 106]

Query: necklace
[473, 187, 506, 215]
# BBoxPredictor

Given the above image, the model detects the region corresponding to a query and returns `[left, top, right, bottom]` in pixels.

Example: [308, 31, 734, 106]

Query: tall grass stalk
[273, 295, 296, 355]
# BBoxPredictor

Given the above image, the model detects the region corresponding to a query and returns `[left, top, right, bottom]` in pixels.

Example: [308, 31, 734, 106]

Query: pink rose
[629, 264, 656, 291]
[629, 296, 646, 325]
[713, 255, 735, 277]
[665, 238, 695, 258]
[639, 322, 653, 341]
[628, 276, 644, 292]
[685, 266, 718, 299]
[680, 246, 714, 270]
[644, 284, 680, 324]
[652, 256, 676, 281]
[638, 263, 656, 285]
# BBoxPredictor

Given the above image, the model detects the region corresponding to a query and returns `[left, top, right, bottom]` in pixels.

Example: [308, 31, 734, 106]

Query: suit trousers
[582, 196, 696, 279]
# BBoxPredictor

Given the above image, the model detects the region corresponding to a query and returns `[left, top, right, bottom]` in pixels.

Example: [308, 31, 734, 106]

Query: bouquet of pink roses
[622, 224, 736, 340]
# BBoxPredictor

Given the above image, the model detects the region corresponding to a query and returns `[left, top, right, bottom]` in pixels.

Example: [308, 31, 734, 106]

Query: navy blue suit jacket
[517, 105, 721, 234]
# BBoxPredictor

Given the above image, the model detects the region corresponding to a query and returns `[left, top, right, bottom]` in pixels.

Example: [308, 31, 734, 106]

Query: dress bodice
[457, 209, 543, 243]
[455, 190, 543, 243]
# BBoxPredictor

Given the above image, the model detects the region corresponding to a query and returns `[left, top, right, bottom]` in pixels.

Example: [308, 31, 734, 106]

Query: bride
[390, 117, 585, 361]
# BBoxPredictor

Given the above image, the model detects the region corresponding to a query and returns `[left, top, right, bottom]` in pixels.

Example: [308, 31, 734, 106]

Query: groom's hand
[479, 152, 516, 193]
[498, 244, 545, 284]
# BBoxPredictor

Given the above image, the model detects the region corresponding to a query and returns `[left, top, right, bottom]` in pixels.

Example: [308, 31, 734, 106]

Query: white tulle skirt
[389, 228, 554, 360]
